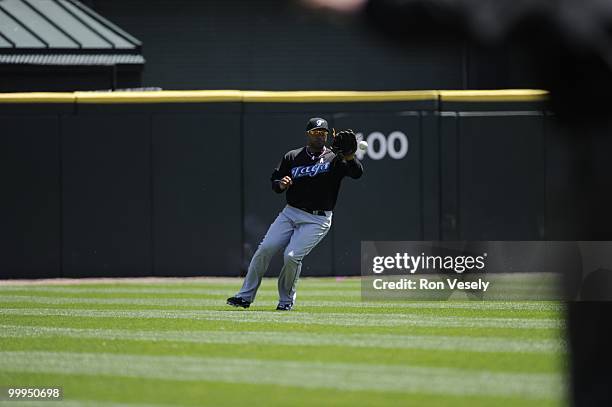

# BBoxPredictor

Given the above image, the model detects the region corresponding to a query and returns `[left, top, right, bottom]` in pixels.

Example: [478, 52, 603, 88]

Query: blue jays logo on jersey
[291, 162, 331, 179]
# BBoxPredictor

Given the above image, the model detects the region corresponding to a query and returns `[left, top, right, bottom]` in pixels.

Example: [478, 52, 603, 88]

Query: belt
[298, 207, 328, 217]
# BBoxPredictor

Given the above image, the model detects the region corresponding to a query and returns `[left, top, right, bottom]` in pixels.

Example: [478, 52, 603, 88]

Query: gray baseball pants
[236, 205, 332, 305]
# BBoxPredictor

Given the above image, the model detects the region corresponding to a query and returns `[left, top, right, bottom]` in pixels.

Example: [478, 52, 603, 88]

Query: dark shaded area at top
[87, 0, 538, 91]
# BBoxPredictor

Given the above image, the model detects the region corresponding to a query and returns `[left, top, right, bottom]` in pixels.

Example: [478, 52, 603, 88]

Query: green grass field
[0, 277, 567, 406]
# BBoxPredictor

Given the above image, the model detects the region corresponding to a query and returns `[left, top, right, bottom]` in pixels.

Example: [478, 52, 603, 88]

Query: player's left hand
[331, 129, 358, 159]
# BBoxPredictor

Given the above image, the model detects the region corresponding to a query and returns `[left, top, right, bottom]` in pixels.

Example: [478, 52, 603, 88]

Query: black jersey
[270, 146, 363, 211]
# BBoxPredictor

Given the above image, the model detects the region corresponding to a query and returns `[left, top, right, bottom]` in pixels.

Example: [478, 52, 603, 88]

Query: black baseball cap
[306, 117, 329, 132]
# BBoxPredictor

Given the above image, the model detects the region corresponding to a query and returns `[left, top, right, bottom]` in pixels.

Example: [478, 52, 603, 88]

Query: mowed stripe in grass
[0, 324, 565, 354]
[1, 400, 172, 407]
[0, 314, 562, 340]
[0, 275, 557, 289]
[0, 285, 361, 297]
[0, 279, 566, 317]
[0, 334, 563, 375]
[0, 308, 563, 329]
[0, 293, 565, 314]
[0, 284, 566, 298]
[0, 351, 564, 400]
[2, 371, 561, 407]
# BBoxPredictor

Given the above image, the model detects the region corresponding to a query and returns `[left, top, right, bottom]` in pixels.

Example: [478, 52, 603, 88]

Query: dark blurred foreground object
[571, 270, 612, 406]
[568, 302, 612, 406]
[580, 269, 612, 301]
[303, 0, 612, 121]
[301, 2, 612, 405]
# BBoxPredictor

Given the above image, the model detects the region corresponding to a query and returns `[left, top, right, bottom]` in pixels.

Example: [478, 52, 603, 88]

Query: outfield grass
[0, 277, 568, 406]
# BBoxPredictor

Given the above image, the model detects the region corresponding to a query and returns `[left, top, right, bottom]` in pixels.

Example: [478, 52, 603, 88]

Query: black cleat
[227, 296, 250, 309]
[276, 303, 293, 311]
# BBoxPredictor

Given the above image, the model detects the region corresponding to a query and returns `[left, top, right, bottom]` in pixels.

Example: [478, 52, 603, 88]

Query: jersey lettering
[291, 162, 331, 179]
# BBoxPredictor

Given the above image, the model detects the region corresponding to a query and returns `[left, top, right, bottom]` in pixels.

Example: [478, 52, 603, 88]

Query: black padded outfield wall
[63, 101, 244, 278]
[0, 110, 65, 279]
[1, 90, 609, 279]
[438, 103, 547, 241]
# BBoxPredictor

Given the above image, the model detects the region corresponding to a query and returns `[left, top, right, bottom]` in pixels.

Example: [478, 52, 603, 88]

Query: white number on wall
[355, 131, 409, 160]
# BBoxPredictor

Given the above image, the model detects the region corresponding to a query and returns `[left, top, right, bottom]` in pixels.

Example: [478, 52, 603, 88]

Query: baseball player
[227, 117, 363, 310]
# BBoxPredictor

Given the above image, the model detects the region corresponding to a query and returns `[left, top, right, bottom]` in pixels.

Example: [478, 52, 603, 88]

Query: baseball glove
[331, 129, 357, 158]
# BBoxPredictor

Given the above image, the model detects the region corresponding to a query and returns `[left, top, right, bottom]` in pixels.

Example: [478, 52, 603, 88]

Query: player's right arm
[271, 154, 293, 193]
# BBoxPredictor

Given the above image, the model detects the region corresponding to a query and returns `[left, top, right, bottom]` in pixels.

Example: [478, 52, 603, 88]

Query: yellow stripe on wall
[0, 92, 76, 103]
[241, 90, 439, 102]
[439, 89, 549, 102]
[75, 90, 243, 103]
[0, 89, 549, 104]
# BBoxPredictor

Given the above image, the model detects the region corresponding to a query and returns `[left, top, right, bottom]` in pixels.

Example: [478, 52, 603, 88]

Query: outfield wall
[1, 90, 610, 279]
